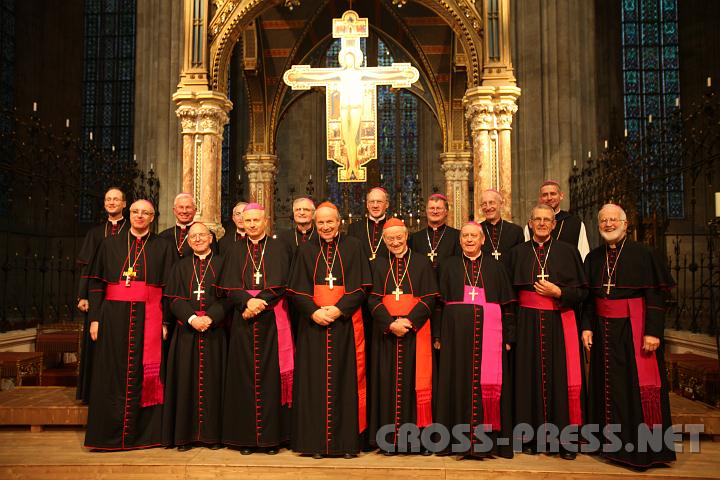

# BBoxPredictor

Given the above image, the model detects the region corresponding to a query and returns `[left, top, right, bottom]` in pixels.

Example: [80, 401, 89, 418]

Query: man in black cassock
[158, 193, 198, 259]
[84, 199, 174, 451]
[347, 187, 391, 261]
[582, 204, 676, 468]
[162, 222, 230, 451]
[367, 218, 438, 455]
[288, 202, 372, 459]
[524, 181, 590, 260]
[479, 189, 524, 269]
[509, 204, 587, 459]
[217, 200, 247, 255]
[435, 222, 516, 459]
[276, 197, 316, 258]
[215, 203, 294, 455]
[76, 187, 128, 403]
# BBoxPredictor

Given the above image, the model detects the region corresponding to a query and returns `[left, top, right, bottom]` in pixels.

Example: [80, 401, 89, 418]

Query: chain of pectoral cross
[123, 231, 149, 287]
[192, 253, 213, 301]
[532, 240, 553, 282]
[604, 237, 626, 295]
[462, 254, 483, 301]
[366, 219, 384, 261]
[425, 225, 446, 263]
[390, 251, 412, 301]
[483, 221, 504, 260]
[174, 225, 190, 255]
[246, 238, 268, 286]
[320, 237, 340, 289]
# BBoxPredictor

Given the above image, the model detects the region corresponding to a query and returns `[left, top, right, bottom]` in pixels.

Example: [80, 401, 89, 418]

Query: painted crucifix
[283, 10, 420, 182]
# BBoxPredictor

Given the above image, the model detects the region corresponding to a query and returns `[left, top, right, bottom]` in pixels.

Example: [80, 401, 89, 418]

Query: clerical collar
[428, 223, 446, 231]
[296, 225, 313, 234]
[532, 237, 552, 247]
[177, 221, 194, 229]
[236, 229, 246, 237]
[130, 228, 150, 240]
[394, 247, 409, 259]
[248, 234, 266, 245]
[368, 214, 386, 224]
[322, 232, 340, 243]
[108, 216, 124, 225]
[463, 252, 482, 261]
[195, 251, 211, 260]
[487, 217, 502, 226]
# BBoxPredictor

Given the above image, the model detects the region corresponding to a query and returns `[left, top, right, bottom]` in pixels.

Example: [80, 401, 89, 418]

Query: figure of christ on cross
[123, 266, 136, 287]
[283, 10, 419, 182]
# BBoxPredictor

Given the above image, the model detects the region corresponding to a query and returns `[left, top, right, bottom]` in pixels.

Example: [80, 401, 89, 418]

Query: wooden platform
[0, 387, 86, 431]
[0, 430, 718, 480]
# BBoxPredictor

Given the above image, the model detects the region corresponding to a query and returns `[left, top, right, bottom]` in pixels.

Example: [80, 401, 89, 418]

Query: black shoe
[266, 448, 278, 455]
[522, 447, 536, 455]
[177, 444, 193, 452]
[240, 448, 253, 455]
[343, 453, 356, 459]
[421, 448, 432, 456]
[312, 453, 323, 459]
[208, 443, 223, 450]
[382, 450, 396, 456]
[559, 451, 577, 460]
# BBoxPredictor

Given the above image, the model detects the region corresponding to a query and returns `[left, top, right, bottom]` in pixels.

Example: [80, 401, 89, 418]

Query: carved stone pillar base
[440, 151, 473, 228]
[244, 153, 278, 228]
[173, 90, 232, 237]
[464, 85, 521, 220]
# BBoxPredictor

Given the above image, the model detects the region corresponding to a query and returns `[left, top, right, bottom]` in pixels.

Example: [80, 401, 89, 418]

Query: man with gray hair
[160, 192, 216, 260]
[218, 200, 248, 255]
[479, 189, 524, 267]
[277, 197, 316, 257]
[581, 203, 675, 468]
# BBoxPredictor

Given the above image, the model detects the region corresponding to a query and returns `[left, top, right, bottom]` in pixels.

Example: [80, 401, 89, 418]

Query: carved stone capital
[463, 85, 521, 133]
[244, 153, 278, 183]
[440, 152, 473, 182]
[173, 89, 233, 134]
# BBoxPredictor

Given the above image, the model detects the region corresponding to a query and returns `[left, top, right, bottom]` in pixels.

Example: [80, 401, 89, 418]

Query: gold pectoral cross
[603, 280, 615, 295]
[253, 270, 263, 285]
[536, 268, 549, 282]
[123, 267, 136, 287]
[325, 272, 337, 290]
[469, 287, 478, 301]
[392, 286, 403, 301]
[427, 251, 437, 262]
[492, 250, 501, 260]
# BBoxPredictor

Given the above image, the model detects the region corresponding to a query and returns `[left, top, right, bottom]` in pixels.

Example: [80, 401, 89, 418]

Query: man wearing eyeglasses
[581, 203, 675, 468]
[163, 222, 231, 452]
[160, 193, 217, 259]
[277, 197, 317, 258]
[218, 201, 248, 255]
[508, 204, 587, 459]
[84, 199, 175, 451]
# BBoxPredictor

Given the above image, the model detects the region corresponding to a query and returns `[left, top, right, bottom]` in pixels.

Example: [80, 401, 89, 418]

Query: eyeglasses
[189, 233, 211, 240]
[599, 218, 625, 225]
[232, 212, 244, 217]
[531, 217, 554, 224]
[130, 209, 154, 217]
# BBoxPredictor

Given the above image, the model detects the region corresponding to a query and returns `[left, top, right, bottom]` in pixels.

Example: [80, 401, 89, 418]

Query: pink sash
[518, 290, 582, 426]
[106, 282, 164, 407]
[595, 297, 662, 427]
[446, 286, 503, 431]
[248, 290, 294, 407]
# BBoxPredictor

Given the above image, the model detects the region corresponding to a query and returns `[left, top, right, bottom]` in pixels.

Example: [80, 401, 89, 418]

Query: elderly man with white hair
[160, 192, 217, 260]
[277, 197, 316, 257]
[367, 218, 438, 455]
[581, 203, 675, 468]
[479, 189, 524, 266]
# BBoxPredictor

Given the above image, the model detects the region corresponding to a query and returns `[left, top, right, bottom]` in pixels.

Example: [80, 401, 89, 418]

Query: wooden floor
[0, 430, 718, 480]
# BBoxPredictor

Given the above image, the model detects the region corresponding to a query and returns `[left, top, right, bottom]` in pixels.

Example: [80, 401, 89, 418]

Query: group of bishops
[76, 181, 675, 470]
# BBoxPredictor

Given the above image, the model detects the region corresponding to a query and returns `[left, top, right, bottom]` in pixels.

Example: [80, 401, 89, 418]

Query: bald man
[84, 199, 175, 451]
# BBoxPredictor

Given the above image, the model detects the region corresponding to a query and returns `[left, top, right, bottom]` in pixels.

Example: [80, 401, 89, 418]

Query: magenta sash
[446, 286, 502, 431]
[247, 290, 294, 406]
[595, 297, 662, 427]
[518, 290, 582, 426]
[106, 282, 164, 407]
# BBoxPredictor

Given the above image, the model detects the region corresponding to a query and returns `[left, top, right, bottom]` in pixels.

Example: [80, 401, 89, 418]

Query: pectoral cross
[325, 272, 337, 290]
[469, 287, 478, 301]
[253, 270, 263, 285]
[492, 250, 502, 260]
[536, 268, 549, 281]
[392, 286, 403, 301]
[603, 280, 615, 295]
[427, 251, 437, 262]
[369, 253, 376, 261]
[193, 286, 205, 301]
[123, 266, 136, 287]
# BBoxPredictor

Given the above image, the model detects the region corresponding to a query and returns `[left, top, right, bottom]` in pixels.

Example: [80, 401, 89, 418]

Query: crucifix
[123, 266, 137, 287]
[392, 286, 404, 301]
[468, 287, 478, 302]
[325, 272, 337, 290]
[536, 268, 549, 282]
[427, 251, 437, 262]
[283, 10, 419, 182]
[492, 250, 502, 260]
[253, 270, 263, 285]
[603, 279, 615, 295]
[193, 286, 205, 301]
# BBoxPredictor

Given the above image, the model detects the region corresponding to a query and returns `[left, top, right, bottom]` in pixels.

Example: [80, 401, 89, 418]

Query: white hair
[174, 192, 196, 207]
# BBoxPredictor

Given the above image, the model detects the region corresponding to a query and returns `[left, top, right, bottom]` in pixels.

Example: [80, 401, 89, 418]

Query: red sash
[595, 297, 663, 427]
[247, 290, 294, 407]
[313, 285, 367, 433]
[446, 286, 503, 430]
[382, 294, 432, 427]
[106, 282, 164, 407]
[518, 290, 582, 426]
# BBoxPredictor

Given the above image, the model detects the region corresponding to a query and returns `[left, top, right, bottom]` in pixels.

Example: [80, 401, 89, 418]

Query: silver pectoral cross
[536, 268, 549, 281]
[193, 286, 205, 301]
[469, 287, 478, 301]
[392, 286, 403, 301]
[253, 270, 263, 285]
[325, 272, 337, 289]
[492, 250, 501, 260]
[427, 251, 437, 262]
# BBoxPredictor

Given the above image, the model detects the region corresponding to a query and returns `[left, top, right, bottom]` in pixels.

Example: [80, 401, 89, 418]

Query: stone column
[173, 90, 232, 237]
[464, 85, 520, 221]
[440, 151, 473, 228]
[244, 153, 278, 227]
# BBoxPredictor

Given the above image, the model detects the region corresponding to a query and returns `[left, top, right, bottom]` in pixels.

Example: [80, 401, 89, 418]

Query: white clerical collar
[296, 225, 313, 234]
[533, 236, 551, 247]
[177, 221, 194, 229]
[236, 229, 246, 236]
[394, 247, 409, 258]
[369, 214, 386, 223]
[248, 234, 266, 245]
[428, 223, 445, 231]
[130, 228, 149, 239]
[195, 251, 211, 260]
[464, 252, 482, 261]
[488, 217, 502, 226]
[323, 232, 340, 243]
[108, 216, 124, 225]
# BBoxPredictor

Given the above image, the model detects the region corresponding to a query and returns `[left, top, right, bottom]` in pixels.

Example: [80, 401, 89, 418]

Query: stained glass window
[622, 0, 683, 218]
[325, 38, 419, 217]
[81, 0, 136, 222]
[0, 0, 15, 217]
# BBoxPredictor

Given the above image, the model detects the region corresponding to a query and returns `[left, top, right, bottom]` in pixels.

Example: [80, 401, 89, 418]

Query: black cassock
[162, 252, 230, 447]
[367, 250, 438, 451]
[408, 224, 461, 269]
[347, 217, 389, 261]
[508, 238, 587, 451]
[480, 219, 524, 270]
[159, 224, 218, 260]
[84, 232, 174, 450]
[217, 229, 245, 255]
[288, 234, 372, 455]
[76, 218, 129, 403]
[215, 236, 293, 448]
[582, 239, 676, 467]
[276, 225, 317, 259]
[436, 255, 516, 458]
